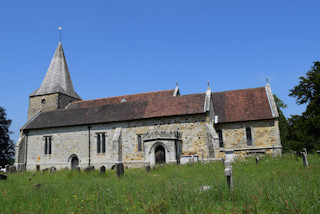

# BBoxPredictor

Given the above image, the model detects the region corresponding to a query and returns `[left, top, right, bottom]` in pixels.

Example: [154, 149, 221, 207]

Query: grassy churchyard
[0, 155, 319, 213]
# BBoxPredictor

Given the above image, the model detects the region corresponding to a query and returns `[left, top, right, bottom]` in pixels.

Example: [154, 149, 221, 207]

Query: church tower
[28, 41, 81, 120]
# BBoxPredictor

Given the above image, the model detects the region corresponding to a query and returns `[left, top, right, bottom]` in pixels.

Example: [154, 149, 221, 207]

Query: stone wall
[28, 93, 80, 120]
[214, 119, 281, 159]
[25, 114, 209, 171]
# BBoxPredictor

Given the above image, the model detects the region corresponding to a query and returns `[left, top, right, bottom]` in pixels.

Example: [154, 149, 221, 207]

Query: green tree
[0, 106, 14, 166]
[288, 61, 320, 152]
[273, 94, 290, 152]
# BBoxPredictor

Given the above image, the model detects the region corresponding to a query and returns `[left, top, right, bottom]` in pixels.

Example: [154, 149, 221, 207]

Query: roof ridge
[212, 86, 265, 94]
[72, 89, 175, 104]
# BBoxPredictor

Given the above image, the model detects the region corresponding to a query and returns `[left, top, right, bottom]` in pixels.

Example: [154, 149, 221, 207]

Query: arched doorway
[71, 156, 79, 169]
[155, 145, 166, 164]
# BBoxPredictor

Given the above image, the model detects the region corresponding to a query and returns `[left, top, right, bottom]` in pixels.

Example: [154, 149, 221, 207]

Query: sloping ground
[1, 155, 319, 213]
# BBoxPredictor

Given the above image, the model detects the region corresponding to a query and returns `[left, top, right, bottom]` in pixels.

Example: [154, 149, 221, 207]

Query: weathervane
[207, 80, 210, 89]
[58, 26, 62, 41]
[266, 78, 269, 83]
[176, 81, 178, 87]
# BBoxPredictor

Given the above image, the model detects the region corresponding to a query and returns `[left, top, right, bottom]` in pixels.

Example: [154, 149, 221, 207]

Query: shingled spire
[30, 41, 81, 99]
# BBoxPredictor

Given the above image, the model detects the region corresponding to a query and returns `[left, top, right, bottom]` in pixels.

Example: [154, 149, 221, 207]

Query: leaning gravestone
[100, 166, 106, 175]
[224, 161, 234, 191]
[9, 166, 16, 173]
[116, 163, 124, 178]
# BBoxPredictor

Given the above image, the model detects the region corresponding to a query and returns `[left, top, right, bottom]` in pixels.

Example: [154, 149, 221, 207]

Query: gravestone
[116, 163, 124, 178]
[75, 166, 81, 172]
[100, 166, 106, 175]
[0, 174, 7, 180]
[224, 161, 234, 191]
[42, 168, 49, 172]
[256, 157, 259, 166]
[302, 151, 309, 168]
[225, 150, 234, 162]
[145, 165, 150, 173]
[50, 166, 56, 173]
[9, 166, 16, 173]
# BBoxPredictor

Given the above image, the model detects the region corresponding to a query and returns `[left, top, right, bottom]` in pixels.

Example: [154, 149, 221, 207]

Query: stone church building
[15, 42, 282, 171]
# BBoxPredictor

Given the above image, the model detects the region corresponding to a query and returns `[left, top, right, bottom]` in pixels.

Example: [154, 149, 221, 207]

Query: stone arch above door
[68, 154, 79, 169]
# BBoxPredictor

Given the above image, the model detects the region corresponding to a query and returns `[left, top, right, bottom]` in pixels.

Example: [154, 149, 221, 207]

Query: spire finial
[58, 26, 63, 41]
[266, 78, 268, 83]
[176, 81, 178, 87]
[207, 80, 210, 90]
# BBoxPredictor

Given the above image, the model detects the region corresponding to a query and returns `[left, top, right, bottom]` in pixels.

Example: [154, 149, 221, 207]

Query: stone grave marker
[302, 150, 309, 168]
[75, 166, 81, 172]
[224, 161, 234, 191]
[50, 166, 56, 173]
[100, 166, 106, 175]
[9, 166, 16, 173]
[116, 163, 124, 178]
[0, 174, 7, 180]
[256, 157, 259, 166]
[145, 165, 150, 173]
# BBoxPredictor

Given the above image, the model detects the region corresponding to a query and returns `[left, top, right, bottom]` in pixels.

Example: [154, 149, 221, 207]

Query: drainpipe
[88, 126, 91, 167]
[24, 131, 28, 171]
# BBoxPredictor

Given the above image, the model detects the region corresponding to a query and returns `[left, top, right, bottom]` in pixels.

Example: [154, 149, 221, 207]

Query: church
[15, 41, 282, 171]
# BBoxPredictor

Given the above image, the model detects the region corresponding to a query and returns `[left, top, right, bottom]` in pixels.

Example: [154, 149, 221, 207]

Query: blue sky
[1, 0, 319, 142]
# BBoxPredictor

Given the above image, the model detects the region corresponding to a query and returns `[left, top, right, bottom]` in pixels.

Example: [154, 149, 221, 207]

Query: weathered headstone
[85, 166, 95, 173]
[145, 165, 150, 173]
[0, 174, 7, 180]
[224, 161, 233, 191]
[34, 184, 41, 189]
[42, 168, 49, 172]
[116, 163, 124, 178]
[100, 166, 106, 175]
[9, 166, 16, 173]
[50, 166, 56, 173]
[256, 157, 259, 166]
[225, 150, 234, 162]
[302, 151, 309, 168]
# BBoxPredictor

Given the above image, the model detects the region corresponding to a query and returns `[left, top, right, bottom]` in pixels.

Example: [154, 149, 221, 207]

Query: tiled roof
[24, 93, 206, 130]
[24, 86, 275, 130]
[67, 89, 175, 109]
[212, 87, 273, 123]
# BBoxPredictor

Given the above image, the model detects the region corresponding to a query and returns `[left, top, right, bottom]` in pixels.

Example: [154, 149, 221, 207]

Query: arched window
[44, 136, 52, 154]
[217, 130, 224, 148]
[97, 134, 101, 153]
[44, 137, 48, 154]
[246, 127, 253, 146]
[137, 135, 143, 151]
[97, 133, 106, 153]
[102, 134, 106, 153]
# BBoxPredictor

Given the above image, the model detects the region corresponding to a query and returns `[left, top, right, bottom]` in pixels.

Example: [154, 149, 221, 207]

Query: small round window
[41, 99, 46, 104]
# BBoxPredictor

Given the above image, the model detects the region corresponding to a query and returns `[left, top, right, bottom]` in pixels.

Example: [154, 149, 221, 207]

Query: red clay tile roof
[24, 87, 275, 130]
[24, 93, 206, 130]
[67, 89, 175, 109]
[212, 87, 273, 123]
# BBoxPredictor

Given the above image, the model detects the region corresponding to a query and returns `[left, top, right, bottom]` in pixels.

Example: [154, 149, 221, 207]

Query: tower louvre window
[44, 136, 52, 155]
[97, 133, 106, 153]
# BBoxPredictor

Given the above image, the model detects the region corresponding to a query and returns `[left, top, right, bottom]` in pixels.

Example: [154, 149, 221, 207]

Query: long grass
[0, 154, 319, 213]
